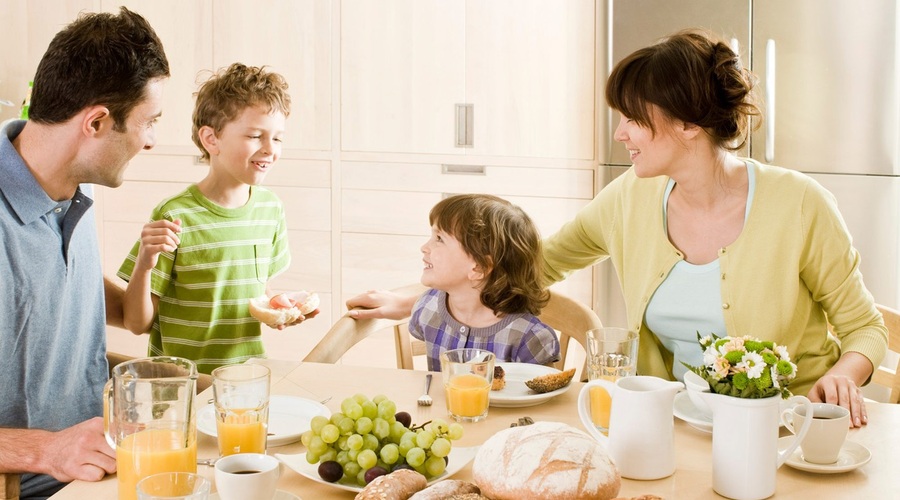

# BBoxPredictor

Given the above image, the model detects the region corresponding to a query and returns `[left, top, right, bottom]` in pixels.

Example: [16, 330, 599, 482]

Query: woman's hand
[806, 352, 874, 428]
[345, 290, 416, 320]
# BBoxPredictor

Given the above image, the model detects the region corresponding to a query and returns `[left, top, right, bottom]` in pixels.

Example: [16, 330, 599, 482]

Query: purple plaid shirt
[409, 289, 560, 371]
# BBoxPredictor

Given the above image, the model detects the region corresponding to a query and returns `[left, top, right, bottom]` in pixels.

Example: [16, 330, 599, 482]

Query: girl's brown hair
[429, 194, 549, 316]
[606, 30, 761, 150]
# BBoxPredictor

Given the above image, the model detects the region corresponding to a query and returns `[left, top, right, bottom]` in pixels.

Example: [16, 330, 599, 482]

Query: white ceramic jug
[697, 390, 813, 500]
[577, 376, 683, 480]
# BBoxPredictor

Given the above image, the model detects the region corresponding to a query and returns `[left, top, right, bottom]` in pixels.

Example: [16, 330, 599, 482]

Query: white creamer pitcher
[697, 389, 813, 500]
[577, 376, 683, 480]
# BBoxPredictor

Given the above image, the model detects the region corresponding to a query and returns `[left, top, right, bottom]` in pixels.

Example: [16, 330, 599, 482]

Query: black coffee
[232, 470, 261, 475]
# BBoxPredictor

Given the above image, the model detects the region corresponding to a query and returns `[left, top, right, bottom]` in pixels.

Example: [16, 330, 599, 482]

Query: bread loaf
[354, 469, 427, 500]
[409, 479, 480, 499]
[473, 421, 620, 500]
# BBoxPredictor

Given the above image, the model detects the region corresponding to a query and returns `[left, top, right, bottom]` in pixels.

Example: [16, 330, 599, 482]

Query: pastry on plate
[524, 367, 575, 393]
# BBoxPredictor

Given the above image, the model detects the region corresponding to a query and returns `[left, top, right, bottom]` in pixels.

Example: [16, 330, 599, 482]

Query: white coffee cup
[780, 402, 850, 464]
[213, 453, 281, 500]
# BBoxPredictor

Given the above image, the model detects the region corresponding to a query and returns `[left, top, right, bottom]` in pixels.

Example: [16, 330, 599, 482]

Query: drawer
[342, 161, 594, 199]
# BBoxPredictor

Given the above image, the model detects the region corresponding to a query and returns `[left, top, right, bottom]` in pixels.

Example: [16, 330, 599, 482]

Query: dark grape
[364, 466, 389, 484]
[392, 463, 414, 472]
[317, 460, 343, 483]
[395, 411, 412, 428]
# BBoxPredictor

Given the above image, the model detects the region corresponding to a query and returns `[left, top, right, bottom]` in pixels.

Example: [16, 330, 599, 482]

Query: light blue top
[645, 163, 756, 380]
[0, 120, 109, 498]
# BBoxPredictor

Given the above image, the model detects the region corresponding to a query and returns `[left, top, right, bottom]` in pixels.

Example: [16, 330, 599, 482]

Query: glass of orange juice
[440, 349, 495, 423]
[585, 327, 638, 434]
[211, 364, 270, 456]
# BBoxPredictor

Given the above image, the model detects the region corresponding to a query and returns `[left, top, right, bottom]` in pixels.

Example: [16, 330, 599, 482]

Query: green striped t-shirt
[118, 184, 290, 373]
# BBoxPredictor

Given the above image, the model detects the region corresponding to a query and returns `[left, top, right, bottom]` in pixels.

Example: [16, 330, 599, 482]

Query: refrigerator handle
[765, 39, 776, 163]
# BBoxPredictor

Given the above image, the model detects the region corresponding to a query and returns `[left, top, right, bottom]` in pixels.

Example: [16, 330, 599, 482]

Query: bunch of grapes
[301, 393, 464, 486]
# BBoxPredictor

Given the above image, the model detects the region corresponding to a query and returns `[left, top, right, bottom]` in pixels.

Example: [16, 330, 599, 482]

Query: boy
[118, 63, 303, 374]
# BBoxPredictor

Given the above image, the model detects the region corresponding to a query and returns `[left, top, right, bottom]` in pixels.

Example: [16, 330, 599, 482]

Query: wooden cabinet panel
[212, 0, 332, 152]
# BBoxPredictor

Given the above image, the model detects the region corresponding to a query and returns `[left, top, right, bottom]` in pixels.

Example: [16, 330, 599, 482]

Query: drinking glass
[440, 349, 495, 423]
[211, 364, 271, 456]
[136, 472, 210, 500]
[585, 327, 638, 433]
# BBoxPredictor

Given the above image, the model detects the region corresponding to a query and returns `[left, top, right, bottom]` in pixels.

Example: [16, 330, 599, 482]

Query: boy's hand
[273, 308, 320, 330]
[136, 219, 181, 270]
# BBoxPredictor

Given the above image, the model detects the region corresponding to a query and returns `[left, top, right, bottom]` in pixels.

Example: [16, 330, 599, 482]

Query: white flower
[774, 344, 791, 362]
[770, 366, 781, 389]
[702, 345, 720, 366]
[737, 351, 765, 379]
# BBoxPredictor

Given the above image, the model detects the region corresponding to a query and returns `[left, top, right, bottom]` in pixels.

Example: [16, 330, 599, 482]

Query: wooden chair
[872, 304, 900, 403]
[0, 352, 213, 500]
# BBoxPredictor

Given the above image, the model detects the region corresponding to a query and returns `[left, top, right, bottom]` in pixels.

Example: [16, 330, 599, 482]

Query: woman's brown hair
[429, 194, 549, 316]
[606, 29, 761, 150]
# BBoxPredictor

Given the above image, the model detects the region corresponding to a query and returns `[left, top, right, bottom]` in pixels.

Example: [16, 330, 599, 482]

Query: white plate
[198, 395, 331, 447]
[276, 446, 478, 494]
[673, 391, 714, 433]
[489, 363, 574, 408]
[780, 437, 871, 474]
[210, 490, 299, 500]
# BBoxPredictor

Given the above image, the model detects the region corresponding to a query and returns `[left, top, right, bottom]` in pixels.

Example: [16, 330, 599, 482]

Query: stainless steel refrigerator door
[751, 0, 899, 175]
[603, 0, 751, 165]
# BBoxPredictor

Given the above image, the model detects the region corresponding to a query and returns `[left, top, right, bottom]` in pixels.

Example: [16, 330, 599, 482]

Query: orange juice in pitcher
[116, 429, 197, 500]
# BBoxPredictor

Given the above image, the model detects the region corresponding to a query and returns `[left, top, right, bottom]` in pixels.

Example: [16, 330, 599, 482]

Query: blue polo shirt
[0, 120, 109, 498]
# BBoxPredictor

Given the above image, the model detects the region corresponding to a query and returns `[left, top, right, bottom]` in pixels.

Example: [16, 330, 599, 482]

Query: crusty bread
[473, 421, 620, 500]
[491, 365, 506, 391]
[355, 469, 427, 500]
[524, 367, 575, 393]
[409, 479, 480, 499]
[248, 291, 319, 326]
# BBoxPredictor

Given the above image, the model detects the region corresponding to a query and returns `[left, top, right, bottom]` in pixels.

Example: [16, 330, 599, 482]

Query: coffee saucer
[779, 437, 871, 474]
[210, 490, 299, 500]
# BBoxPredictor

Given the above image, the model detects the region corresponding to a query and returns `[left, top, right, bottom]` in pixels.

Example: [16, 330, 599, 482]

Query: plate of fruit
[275, 394, 476, 493]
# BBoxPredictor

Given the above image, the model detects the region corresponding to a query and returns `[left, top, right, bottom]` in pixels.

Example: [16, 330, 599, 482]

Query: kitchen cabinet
[341, 0, 595, 160]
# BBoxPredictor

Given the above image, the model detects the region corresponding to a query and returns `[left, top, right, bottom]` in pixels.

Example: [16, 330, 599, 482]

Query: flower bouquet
[682, 333, 798, 399]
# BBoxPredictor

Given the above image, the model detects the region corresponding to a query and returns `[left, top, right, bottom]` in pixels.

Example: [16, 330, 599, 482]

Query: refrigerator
[595, 0, 900, 334]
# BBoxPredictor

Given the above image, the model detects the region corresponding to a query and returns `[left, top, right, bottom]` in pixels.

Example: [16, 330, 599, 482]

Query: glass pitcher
[104, 357, 199, 500]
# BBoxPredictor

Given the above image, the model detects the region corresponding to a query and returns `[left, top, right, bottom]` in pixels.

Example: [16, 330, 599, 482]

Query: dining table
[51, 358, 899, 499]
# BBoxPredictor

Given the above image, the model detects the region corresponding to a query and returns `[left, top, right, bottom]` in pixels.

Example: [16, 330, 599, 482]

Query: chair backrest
[872, 304, 900, 404]
[303, 283, 427, 368]
[0, 473, 18, 500]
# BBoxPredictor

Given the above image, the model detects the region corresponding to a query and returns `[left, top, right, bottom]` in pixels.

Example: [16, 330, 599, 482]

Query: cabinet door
[466, 0, 596, 159]
[105, 0, 214, 151]
[212, 0, 332, 153]
[341, 0, 466, 154]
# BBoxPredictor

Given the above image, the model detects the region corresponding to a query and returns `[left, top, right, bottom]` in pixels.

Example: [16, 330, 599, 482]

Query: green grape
[379, 443, 400, 464]
[389, 421, 408, 442]
[338, 417, 355, 435]
[377, 399, 397, 420]
[344, 402, 363, 420]
[424, 455, 446, 477]
[357, 449, 378, 469]
[347, 433, 364, 451]
[300, 430, 313, 447]
[398, 438, 416, 456]
[415, 430, 435, 449]
[372, 418, 390, 440]
[352, 393, 369, 405]
[320, 424, 340, 444]
[320, 448, 337, 463]
[309, 435, 328, 455]
[310, 415, 329, 434]
[337, 435, 349, 451]
[363, 434, 379, 451]
[355, 416, 374, 435]
[305, 450, 320, 464]
[406, 447, 426, 467]
[356, 469, 367, 486]
[372, 394, 388, 405]
[343, 461, 361, 478]
[336, 450, 350, 466]
[329, 412, 346, 425]
[430, 437, 451, 458]
[430, 418, 449, 436]
[361, 400, 378, 420]
[447, 423, 464, 441]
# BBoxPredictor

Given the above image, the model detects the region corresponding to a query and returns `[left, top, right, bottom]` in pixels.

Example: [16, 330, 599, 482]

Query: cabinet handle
[456, 103, 473, 147]
[442, 164, 485, 175]
[765, 39, 776, 163]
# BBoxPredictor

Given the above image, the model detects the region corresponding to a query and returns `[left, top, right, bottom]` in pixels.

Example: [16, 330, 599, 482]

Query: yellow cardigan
[543, 160, 887, 396]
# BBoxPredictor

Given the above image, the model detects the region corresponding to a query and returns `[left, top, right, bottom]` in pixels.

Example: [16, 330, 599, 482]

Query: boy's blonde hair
[429, 194, 549, 316]
[191, 63, 291, 162]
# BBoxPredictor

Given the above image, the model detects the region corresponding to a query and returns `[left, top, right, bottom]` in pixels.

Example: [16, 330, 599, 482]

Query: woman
[348, 30, 887, 427]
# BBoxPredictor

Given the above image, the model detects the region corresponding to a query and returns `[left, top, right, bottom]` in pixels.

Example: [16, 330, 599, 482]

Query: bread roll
[473, 421, 620, 500]
[248, 291, 319, 326]
[354, 469, 427, 500]
[409, 480, 480, 499]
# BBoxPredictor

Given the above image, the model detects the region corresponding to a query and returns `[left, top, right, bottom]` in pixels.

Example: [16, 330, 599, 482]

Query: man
[0, 7, 169, 498]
